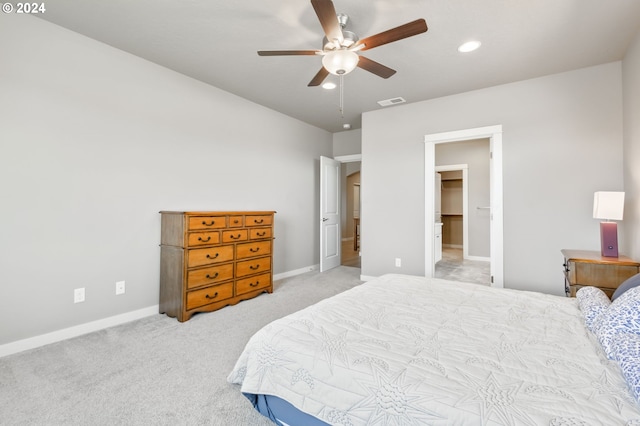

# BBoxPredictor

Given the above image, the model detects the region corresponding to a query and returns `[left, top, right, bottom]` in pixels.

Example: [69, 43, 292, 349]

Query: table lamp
[593, 191, 625, 257]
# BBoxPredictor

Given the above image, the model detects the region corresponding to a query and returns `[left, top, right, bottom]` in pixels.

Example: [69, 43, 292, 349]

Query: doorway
[320, 154, 362, 272]
[342, 168, 360, 268]
[424, 125, 503, 288]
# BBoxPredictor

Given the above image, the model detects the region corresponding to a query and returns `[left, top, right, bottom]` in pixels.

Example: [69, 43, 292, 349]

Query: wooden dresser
[159, 211, 275, 321]
[561, 249, 640, 298]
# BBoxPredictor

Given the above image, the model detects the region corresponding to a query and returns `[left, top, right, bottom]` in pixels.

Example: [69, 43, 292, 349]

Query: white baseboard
[0, 305, 159, 358]
[1, 265, 323, 358]
[273, 264, 319, 281]
[0, 264, 343, 358]
[465, 255, 490, 262]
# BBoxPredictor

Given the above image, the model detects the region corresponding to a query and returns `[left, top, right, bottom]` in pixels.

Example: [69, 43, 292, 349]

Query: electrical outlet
[115, 280, 125, 295]
[395, 258, 401, 267]
[74, 288, 85, 303]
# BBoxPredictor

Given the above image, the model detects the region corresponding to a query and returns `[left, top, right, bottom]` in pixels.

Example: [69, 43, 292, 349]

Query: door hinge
[491, 275, 494, 284]
[490, 151, 493, 159]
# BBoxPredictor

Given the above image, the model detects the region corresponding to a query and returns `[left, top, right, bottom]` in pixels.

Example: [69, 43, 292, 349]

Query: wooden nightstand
[562, 249, 640, 298]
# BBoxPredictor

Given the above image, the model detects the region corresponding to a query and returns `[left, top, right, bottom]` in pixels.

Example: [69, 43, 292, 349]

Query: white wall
[622, 28, 640, 261]
[0, 15, 332, 345]
[362, 63, 624, 295]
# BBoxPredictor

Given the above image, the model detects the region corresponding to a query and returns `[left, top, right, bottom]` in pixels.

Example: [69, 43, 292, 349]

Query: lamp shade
[322, 50, 359, 75]
[593, 191, 625, 221]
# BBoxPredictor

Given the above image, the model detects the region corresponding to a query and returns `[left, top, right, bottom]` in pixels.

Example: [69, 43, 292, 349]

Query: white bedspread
[228, 274, 640, 425]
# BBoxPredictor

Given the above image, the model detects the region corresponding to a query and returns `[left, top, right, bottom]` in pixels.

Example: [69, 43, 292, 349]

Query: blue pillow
[576, 286, 611, 331]
[594, 286, 640, 359]
[612, 273, 640, 302]
[611, 333, 640, 403]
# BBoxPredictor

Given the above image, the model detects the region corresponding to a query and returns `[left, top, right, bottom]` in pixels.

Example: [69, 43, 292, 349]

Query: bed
[227, 274, 640, 425]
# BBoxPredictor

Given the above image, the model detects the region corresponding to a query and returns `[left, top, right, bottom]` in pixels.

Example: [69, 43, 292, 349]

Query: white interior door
[320, 156, 341, 272]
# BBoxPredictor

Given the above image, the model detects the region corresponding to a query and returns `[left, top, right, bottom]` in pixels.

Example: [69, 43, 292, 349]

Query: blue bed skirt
[244, 392, 330, 426]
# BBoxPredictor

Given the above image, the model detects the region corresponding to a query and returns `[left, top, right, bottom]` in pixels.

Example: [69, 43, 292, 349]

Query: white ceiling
[37, 0, 640, 133]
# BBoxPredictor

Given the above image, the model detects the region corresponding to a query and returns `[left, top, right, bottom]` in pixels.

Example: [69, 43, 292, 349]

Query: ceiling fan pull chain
[339, 74, 344, 118]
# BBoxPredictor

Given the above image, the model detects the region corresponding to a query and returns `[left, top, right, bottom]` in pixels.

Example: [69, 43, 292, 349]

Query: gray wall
[0, 15, 332, 345]
[623, 28, 640, 261]
[436, 139, 490, 258]
[361, 62, 624, 295]
[333, 129, 362, 156]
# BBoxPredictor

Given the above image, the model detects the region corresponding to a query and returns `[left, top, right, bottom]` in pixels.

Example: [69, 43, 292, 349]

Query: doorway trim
[424, 125, 503, 288]
[435, 164, 469, 259]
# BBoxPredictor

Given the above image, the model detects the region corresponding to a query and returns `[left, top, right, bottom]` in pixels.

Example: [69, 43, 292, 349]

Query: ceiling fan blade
[357, 56, 396, 79]
[258, 50, 319, 56]
[311, 0, 344, 44]
[357, 19, 428, 51]
[308, 67, 330, 86]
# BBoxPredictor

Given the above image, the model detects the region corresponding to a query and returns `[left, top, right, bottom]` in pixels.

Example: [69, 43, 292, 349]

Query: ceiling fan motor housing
[322, 30, 359, 50]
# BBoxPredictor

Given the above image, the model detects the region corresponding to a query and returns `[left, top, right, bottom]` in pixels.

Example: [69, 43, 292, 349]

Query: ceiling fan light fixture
[322, 82, 337, 89]
[322, 49, 359, 75]
[458, 40, 481, 53]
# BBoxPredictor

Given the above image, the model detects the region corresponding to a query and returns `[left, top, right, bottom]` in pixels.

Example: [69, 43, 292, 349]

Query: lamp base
[600, 221, 619, 257]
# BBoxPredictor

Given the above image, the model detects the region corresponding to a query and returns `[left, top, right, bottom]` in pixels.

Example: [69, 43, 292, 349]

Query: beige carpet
[435, 248, 491, 286]
[0, 266, 363, 425]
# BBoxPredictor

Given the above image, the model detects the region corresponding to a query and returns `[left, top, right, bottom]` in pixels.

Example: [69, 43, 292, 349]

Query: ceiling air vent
[377, 97, 406, 107]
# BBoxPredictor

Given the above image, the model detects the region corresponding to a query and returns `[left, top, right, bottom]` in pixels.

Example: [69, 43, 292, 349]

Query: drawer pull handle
[256, 232, 266, 237]
[254, 219, 264, 224]
[198, 236, 211, 242]
[230, 234, 241, 240]
[234, 219, 239, 224]
[206, 272, 219, 279]
[250, 264, 261, 270]
[250, 281, 260, 287]
[202, 220, 215, 226]
[250, 247, 260, 253]
[206, 253, 219, 259]
[205, 292, 219, 300]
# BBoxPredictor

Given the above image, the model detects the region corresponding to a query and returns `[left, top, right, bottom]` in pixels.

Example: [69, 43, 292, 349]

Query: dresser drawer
[222, 229, 248, 243]
[188, 216, 226, 230]
[187, 231, 220, 247]
[187, 245, 234, 268]
[245, 215, 273, 227]
[229, 215, 244, 228]
[186, 282, 234, 310]
[236, 240, 271, 260]
[187, 263, 234, 289]
[236, 273, 271, 295]
[249, 227, 272, 240]
[236, 256, 271, 277]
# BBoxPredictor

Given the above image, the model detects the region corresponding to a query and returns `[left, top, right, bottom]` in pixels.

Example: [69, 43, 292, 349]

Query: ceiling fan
[258, 0, 428, 87]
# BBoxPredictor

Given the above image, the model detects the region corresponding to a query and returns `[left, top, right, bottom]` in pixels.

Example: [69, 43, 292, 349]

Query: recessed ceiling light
[458, 41, 481, 53]
[322, 82, 337, 90]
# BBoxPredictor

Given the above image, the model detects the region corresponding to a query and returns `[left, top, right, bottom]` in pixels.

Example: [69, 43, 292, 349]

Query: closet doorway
[341, 163, 361, 268]
[424, 125, 504, 288]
